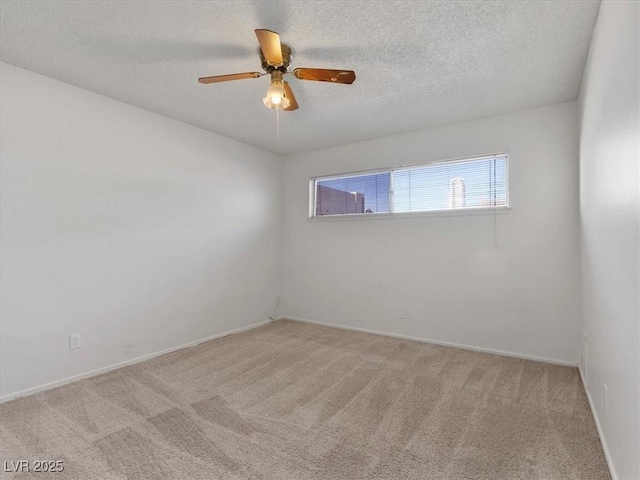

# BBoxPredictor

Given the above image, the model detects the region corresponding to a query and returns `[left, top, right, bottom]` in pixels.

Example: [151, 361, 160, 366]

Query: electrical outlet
[399, 309, 406, 319]
[69, 334, 80, 350]
[603, 384, 609, 411]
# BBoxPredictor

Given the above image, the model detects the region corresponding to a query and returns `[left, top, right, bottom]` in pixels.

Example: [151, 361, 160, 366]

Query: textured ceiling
[0, 1, 599, 155]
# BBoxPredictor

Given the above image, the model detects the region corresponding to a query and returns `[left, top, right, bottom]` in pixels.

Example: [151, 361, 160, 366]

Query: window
[314, 171, 390, 216]
[311, 154, 508, 218]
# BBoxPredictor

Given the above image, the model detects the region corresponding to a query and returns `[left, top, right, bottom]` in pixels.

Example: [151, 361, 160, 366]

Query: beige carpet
[0, 320, 609, 479]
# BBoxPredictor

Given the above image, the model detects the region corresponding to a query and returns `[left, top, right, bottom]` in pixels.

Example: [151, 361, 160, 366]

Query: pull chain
[276, 108, 280, 142]
[494, 209, 499, 248]
[492, 156, 498, 248]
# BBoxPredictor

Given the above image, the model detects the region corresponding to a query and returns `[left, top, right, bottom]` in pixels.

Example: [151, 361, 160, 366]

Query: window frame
[309, 153, 510, 220]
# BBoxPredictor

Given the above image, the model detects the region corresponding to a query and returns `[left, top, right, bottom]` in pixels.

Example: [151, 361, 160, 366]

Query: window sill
[308, 206, 512, 222]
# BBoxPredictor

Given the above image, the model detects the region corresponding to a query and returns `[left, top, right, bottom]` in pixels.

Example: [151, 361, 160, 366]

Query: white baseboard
[0, 319, 272, 404]
[580, 369, 618, 480]
[579, 363, 588, 392]
[277, 316, 578, 367]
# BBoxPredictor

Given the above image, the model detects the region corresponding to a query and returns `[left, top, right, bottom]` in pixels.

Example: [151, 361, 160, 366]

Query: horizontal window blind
[312, 154, 508, 218]
[392, 155, 508, 213]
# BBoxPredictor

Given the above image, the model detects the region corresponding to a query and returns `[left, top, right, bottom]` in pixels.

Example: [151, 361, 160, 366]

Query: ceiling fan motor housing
[260, 44, 292, 72]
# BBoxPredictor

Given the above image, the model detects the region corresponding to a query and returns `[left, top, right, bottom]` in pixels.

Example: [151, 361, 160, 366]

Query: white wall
[281, 102, 580, 365]
[0, 63, 282, 399]
[578, 1, 640, 479]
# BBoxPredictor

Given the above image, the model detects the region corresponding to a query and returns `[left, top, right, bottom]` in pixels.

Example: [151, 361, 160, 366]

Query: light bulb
[263, 80, 289, 110]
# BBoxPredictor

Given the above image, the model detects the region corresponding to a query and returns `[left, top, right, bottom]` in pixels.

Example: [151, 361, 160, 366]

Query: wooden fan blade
[292, 68, 356, 84]
[255, 29, 283, 66]
[283, 81, 299, 111]
[198, 72, 262, 84]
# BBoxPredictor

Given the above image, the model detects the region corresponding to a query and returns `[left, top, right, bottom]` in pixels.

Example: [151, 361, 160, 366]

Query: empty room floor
[0, 320, 609, 479]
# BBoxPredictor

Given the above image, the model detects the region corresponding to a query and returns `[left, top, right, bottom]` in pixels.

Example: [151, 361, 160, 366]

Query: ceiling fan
[198, 29, 356, 111]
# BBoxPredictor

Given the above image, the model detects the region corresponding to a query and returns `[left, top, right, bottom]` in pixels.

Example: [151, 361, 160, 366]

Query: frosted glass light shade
[263, 80, 290, 109]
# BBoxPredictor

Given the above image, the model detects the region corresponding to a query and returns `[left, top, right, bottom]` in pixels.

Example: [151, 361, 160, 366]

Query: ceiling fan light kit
[263, 71, 290, 110]
[198, 29, 356, 112]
